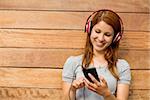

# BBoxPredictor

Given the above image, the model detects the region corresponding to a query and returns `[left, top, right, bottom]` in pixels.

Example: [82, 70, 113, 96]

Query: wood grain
[0, 11, 149, 31]
[0, 68, 62, 89]
[0, 48, 149, 69]
[0, 0, 149, 12]
[131, 70, 150, 89]
[0, 87, 62, 100]
[0, 87, 149, 100]
[0, 29, 149, 49]
[129, 89, 150, 100]
[0, 68, 149, 89]
[0, 0, 149, 99]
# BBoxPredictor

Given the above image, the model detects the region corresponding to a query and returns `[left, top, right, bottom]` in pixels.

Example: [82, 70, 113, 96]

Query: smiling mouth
[96, 43, 105, 47]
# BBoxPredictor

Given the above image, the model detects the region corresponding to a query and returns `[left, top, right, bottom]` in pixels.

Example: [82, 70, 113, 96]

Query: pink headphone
[84, 9, 124, 43]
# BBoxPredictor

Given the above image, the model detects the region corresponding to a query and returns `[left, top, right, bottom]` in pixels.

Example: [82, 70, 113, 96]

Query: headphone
[84, 9, 124, 43]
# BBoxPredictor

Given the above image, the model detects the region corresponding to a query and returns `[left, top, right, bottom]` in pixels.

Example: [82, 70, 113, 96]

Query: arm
[62, 56, 77, 100]
[62, 77, 85, 100]
[103, 84, 130, 100]
[62, 81, 76, 100]
[84, 74, 130, 100]
[116, 84, 130, 100]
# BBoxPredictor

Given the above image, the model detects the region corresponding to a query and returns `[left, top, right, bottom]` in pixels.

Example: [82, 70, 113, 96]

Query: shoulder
[116, 59, 131, 84]
[65, 54, 83, 63]
[63, 54, 83, 68]
[116, 59, 130, 74]
[62, 54, 83, 81]
[62, 55, 83, 82]
[117, 59, 130, 67]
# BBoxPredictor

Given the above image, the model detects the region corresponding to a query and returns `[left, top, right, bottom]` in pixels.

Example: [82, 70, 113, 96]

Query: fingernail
[88, 73, 91, 76]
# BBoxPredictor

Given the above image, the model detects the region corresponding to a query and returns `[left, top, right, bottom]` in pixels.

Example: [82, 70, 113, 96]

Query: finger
[76, 80, 80, 86]
[84, 77, 98, 89]
[84, 77, 92, 85]
[73, 80, 81, 88]
[79, 78, 85, 86]
[100, 76, 107, 84]
[84, 79, 96, 92]
[72, 83, 78, 89]
[75, 78, 84, 88]
[79, 83, 84, 88]
[88, 73, 101, 86]
[79, 78, 84, 83]
[72, 81, 78, 88]
[79, 82, 84, 88]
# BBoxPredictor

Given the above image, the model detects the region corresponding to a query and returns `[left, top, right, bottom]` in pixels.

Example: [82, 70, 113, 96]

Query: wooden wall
[0, 0, 149, 99]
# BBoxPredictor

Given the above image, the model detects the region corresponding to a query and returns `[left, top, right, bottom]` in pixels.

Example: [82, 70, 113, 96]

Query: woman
[62, 9, 131, 100]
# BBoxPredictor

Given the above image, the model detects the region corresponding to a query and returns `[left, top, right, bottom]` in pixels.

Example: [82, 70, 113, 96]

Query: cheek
[105, 36, 113, 42]
[90, 32, 97, 39]
[90, 33, 97, 43]
[90, 35, 93, 43]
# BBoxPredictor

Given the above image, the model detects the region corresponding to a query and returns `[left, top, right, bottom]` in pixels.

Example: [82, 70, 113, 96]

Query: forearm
[104, 94, 117, 100]
[63, 86, 76, 100]
[102, 90, 117, 100]
[62, 90, 76, 100]
[69, 87, 76, 100]
[62, 82, 77, 100]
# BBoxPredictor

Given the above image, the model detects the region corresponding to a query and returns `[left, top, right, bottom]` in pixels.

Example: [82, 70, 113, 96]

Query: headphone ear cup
[85, 21, 92, 34]
[113, 32, 122, 43]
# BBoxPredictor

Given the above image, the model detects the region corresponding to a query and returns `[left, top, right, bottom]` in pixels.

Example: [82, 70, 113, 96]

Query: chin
[94, 45, 106, 52]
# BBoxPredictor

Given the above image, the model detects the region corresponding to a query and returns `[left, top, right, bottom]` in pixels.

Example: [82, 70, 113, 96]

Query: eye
[105, 32, 112, 37]
[95, 29, 101, 33]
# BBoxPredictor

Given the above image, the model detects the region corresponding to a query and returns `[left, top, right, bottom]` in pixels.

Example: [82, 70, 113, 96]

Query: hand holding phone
[83, 67, 100, 83]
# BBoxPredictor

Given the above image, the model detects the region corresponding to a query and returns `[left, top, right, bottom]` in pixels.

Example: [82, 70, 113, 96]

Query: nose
[97, 34, 105, 42]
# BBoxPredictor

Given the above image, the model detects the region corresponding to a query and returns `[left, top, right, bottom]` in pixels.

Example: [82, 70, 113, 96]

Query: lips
[95, 42, 105, 47]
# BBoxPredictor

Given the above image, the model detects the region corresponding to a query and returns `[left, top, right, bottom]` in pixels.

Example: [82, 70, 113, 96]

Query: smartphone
[83, 67, 100, 83]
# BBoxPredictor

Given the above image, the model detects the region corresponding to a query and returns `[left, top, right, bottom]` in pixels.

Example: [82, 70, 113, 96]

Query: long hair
[82, 10, 123, 80]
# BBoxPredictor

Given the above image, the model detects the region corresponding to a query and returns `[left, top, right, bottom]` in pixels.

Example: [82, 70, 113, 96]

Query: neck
[93, 49, 105, 61]
[93, 50, 108, 67]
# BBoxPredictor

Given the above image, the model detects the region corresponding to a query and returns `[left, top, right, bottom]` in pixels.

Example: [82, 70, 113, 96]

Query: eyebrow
[95, 28, 112, 34]
[104, 32, 113, 34]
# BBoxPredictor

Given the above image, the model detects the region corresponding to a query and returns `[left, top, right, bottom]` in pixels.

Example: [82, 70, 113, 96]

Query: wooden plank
[0, 87, 149, 100]
[121, 31, 149, 50]
[0, 29, 149, 49]
[0, 48, 83, 68]
[0, 87, 62, 100]
[131, 70, 150, 89]
[129, 89, 150, 100]
[118, 49, 150, 70]
[0, 11, 149, 31]
[0, 68, 62, 89]
[0, 68, 149, 89]
[0, 48, 149, 69]
[0, 29, 86, 49]
[0, 0, 149, 13]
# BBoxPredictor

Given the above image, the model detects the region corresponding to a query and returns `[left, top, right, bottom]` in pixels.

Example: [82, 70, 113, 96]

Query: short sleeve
[62, 56, 77, 83]
[117, 59, 131, 85]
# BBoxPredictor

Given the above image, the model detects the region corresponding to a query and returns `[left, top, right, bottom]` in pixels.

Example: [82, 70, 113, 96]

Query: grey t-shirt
[62, 55, 131, 100]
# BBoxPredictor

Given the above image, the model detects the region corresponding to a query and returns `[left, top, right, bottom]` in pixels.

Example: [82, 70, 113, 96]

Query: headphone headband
[84, 9, 124, 43]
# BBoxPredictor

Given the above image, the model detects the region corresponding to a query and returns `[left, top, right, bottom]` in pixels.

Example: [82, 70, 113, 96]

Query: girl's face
[90, 21, 114, 52]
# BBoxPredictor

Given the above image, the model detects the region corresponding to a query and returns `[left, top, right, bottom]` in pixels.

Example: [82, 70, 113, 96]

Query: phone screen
[83, 67, 100, 83]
